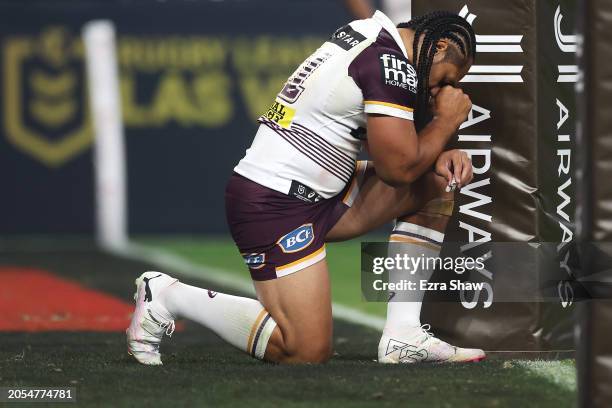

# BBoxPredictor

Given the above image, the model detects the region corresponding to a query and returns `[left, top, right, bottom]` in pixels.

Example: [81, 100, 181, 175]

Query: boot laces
[420, 324, 435, 339]
[159, 320, 175, 337]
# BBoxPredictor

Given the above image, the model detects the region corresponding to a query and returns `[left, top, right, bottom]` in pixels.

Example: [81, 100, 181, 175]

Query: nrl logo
[3, 26, 91, 167]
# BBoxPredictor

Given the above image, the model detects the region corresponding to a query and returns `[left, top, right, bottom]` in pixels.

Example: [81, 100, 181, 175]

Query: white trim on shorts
[275, 245, 327, 278]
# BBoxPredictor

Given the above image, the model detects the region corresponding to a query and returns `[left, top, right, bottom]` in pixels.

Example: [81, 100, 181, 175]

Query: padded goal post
[413, 0, 578, 353]
[576, 0, 612, 406]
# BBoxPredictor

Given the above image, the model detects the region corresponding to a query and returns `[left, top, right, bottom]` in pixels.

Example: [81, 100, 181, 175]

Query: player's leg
[326, 162, 450, 242]
[379, 181, 484, 363]
[126, 260, 332, 365]
[379, 198, 486, 363]
[126, 271, 278, 365]
[254, 259, 333, 363]
[127, 171, 338, 365]
[326, 162, 485, 363]
[384, 174, 454, 332]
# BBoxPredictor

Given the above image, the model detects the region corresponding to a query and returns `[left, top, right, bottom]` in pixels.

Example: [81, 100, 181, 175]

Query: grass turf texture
[2, 331, 576, 408]
[0, 241, 577, 407]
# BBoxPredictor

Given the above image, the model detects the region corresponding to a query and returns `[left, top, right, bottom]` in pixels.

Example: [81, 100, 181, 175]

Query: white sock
[158, 282, 277, 360]
[386, 222, 444, 334]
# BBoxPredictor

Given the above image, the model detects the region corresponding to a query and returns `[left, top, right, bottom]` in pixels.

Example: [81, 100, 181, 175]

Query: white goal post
[83, 20, 128, 250]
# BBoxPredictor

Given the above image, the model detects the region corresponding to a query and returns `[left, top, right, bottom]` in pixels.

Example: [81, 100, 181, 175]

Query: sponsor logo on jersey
[329, 25, 366, 51]
[243, 253, 266, 269]
[265, 100, 295, 129]
[277, 224, 315, 253]
[379, 53, 417, 93]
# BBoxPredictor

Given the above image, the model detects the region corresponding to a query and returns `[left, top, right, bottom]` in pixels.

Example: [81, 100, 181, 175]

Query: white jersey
[234, 11, 417, 199]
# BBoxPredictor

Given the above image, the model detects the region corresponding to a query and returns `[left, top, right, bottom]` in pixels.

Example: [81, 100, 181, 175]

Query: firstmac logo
[277, 224, 315, 253]
[379, 53, 417, 93]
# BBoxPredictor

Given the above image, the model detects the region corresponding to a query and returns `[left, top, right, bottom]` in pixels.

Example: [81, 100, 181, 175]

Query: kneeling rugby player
[127, 10, 485, 365]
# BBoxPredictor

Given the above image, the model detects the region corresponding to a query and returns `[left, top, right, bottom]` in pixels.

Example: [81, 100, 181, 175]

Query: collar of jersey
[372, 10, 408, 59]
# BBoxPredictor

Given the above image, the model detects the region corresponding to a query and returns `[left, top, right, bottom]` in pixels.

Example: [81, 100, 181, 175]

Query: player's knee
[415, 171, 455, 203]
[290, 339, 332, 364]
[271, 316, 333, 364]
[279, 333, 332, 364]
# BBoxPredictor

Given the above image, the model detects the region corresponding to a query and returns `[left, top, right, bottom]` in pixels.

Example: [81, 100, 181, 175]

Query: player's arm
[367, 86, 472, 187]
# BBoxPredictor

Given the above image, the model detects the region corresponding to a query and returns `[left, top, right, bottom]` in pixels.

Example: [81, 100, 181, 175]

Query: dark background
[0, 0, 352, 234]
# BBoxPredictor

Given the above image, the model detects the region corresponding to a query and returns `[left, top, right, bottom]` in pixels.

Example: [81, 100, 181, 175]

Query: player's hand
[431, 86, 472, 129]
[435, 149, 473, 189]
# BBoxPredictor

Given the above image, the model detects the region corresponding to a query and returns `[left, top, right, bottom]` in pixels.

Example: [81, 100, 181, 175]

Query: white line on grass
[110, 241, 385, 331]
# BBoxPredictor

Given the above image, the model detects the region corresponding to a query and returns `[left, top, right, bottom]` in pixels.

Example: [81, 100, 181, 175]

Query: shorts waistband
[287, 180, 323, 203]
[231, 173, 323, 204]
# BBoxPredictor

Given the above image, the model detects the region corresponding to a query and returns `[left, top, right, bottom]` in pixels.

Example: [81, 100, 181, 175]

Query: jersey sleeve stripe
[364, 100, 414, 112]
[364, 103, 414, 120]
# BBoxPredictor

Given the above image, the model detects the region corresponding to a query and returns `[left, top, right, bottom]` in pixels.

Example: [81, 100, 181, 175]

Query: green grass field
[2, 332, 576, 407]
[0, 238, 577, 407]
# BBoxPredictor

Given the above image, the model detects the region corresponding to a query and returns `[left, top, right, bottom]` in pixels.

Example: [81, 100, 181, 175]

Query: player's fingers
[461, 155, 473, 185]
[445, 161, 453, 184]
[436, 157, 453, 184]
[452, 155, 463, 187]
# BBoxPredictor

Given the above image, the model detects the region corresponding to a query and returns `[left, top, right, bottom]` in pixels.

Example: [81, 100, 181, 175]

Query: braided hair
[398, 11, 477, 130]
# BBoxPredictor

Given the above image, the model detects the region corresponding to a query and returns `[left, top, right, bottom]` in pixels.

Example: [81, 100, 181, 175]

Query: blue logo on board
[277, 224, 315, 253]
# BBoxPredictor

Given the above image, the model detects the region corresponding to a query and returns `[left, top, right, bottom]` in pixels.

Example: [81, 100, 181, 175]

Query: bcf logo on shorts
[277, 224, 315, 253]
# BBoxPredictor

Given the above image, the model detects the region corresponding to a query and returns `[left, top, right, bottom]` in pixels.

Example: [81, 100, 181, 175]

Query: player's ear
[433, 39, 449, 63]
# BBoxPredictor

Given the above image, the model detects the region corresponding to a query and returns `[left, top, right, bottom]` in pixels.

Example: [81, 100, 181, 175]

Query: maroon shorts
[225, 162, 367, 281]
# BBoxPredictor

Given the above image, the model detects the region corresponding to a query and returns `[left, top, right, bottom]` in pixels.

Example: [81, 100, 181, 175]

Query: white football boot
[378, 324, 486, 364]
[126, 271, 178, 365]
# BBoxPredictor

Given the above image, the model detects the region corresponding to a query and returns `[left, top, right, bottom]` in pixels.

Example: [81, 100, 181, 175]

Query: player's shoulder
[347, 26, 417, 120]
[371, 28, 408, 57]
[348, 28, 417, 95]
[351, 28, 415, 76]
[325, 16, 385, 56]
